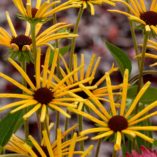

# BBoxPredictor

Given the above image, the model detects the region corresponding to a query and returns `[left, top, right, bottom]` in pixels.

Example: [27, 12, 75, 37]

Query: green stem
[78, 115, 84, 150]
[112, 150, 117, 157]
[31, 22, 37, 63]
[55, 111, 60, 139]
[69, 7, 84, 70]
[129, 20, 140, 69]
[95, 139, 102, 157]
[138, 30, 149, 91]
[36, 112, 42, 142]
[20, 61, 29, 139]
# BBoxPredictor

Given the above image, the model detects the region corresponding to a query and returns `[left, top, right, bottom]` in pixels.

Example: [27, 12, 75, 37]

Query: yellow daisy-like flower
[5, 125, 93, 157]
[70, 69, 157, 151]
[12, 0, 80, 22]
[0, 48, 84, 122]
[109, 0, 157, 32]
[137, 39, 157, 66]
[70, 0, 115, 15]
[58, 53, 120, 109]
[0, 11, 77, 52]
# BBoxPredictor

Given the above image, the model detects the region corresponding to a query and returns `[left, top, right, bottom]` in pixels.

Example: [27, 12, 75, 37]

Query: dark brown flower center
[140, 11, 157, 26]
[11, 34, 32, 51]
[33, 87, 53, 104]
[108, 115, 128, 132]
[31, 8, 38, 18]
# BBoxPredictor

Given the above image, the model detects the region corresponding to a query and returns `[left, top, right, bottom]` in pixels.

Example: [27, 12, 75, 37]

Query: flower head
[0, 48, 84, 122]
[69, 0, 115, 15]
[59, 53, 119, 110]
[70, 69, 157, 151]
[109, 0, 157, 32]
[126, 146, 157, 157]
[12, 0, 80, 23]
[0, 12, 77, 61]
[5, 125, 93, 157]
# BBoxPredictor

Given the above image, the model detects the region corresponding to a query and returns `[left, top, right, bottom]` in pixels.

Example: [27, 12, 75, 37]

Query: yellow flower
[109, 0, 157, 32]
[70, 69, 157, 151]
[70, 0, 115, 15]
[12, 0, 80, 22]
[5, 125, 93, 157]
[0, 11, 77, 52]
[136, 39, 157, 67]
[0, 48, 84, 122]
[58, 53, 120, 109]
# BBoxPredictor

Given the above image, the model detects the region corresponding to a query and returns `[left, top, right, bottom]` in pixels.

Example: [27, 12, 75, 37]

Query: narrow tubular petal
[49, 104, 71, 118]
[36, 0, 42, 8]
[69, 108, 107, 127]
[81, 145, 94, 157]
[133, 131, 154, 143]
[85, 100, 108, 121]
[0, 72, 33, 95]
[0, 100, 30, 111]
[81, 127, 110, 136]
[88, 2, 95, 15]
[129, 111, 157, 126]
[73, 54, 78, 82]
[91, 130, 113, 140]
[23, 143, 37, 157]
[40, 105, 47, 122]
[125, 81, 151, 118]
[42, 130, 55, 157]
[120, 70, 128, 115]
[6, 11, 17, 37]
[0, 93, 32, 99]
[57, 129, 62, 157]
[85, 54, 96, 78]
[79, 84, 111, 119]
[8, 58, 36, 90]
[128, 126, 157, 131]
[90, 57, 101, 84]
[11, 100, 37, 113]
[42, 47, 51, 87]
[68, 133, 77, 157]
[114, 132, 121, 151]
[139, 0, 146, 11]
[80, 54, 85, 80]
[47, 49, 58, 87]
[28, 135, 46, 157]
[53, 65, 84, 91]
[128, 100, 157, 123]
[122, 129, 136, 137]
[106, 72, 117, 115]
[23, 104, 41, 120]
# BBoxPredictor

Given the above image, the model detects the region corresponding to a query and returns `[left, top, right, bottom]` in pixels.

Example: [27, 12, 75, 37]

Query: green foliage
[128, 86, 157, 104]
[0, 111, 24, 146]
[105, 41, 132, 76]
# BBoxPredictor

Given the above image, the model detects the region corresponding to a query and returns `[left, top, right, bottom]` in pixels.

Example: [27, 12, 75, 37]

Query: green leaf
[128, 86, 157, 104]
[0, 110, 24, 146]
[105, 41, 132, 76]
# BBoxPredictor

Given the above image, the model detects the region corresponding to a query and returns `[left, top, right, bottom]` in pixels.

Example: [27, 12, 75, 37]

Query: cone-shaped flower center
[31, 8, 38, 18]
[11, 35, 32, 51]
[108, 115, 128, 132]
[34, 87, 53, 104]
[140, 11, 157, 25]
